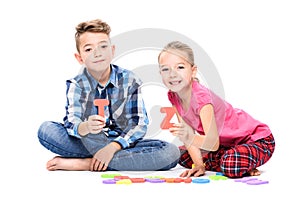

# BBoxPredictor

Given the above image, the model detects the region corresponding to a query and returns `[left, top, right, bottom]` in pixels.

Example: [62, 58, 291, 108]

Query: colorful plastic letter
[160, 107, 176, 129]
[94, 99, 109, 117]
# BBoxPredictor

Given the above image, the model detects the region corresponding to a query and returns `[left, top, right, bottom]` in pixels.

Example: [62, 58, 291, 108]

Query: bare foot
[249, 168, 261, 176]
[46, 156, 92, 171]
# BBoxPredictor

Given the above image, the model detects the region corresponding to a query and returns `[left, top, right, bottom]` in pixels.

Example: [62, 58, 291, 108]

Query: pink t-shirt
[168, 81, 271, 147]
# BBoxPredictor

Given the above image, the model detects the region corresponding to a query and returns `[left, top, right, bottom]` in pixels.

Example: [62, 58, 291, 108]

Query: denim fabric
[38, 121, 180, 171]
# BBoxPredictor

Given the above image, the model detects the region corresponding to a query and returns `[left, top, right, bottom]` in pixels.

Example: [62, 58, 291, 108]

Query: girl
[158, 41, 275, 178]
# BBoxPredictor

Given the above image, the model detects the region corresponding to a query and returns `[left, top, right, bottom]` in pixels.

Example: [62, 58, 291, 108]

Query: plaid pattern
[178, 146, 194, 169]
[178, 133, 275, 178]
[63, 64, 149, 149]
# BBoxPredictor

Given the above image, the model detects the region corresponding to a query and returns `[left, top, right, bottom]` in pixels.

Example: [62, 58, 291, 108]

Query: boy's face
[75, 32, 115, 75]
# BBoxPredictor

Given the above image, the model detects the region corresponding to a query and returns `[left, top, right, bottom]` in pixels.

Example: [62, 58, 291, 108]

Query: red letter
[94, 99, 109, 117]
[160, 107, 176, 129]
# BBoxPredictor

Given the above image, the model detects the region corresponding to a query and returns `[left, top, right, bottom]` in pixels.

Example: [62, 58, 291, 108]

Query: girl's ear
[192, 65, 198, 78]
[74, 53, 84, 64]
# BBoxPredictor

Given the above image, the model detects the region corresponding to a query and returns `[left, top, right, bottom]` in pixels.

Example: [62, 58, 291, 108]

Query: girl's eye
[100, 45, 108, 49]
[178, 65, 185, 69]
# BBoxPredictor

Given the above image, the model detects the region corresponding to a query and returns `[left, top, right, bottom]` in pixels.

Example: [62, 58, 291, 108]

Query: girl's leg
[177, 145, 194, 169]
[204, 134, 275, 178]
[220, 134, 275, 178]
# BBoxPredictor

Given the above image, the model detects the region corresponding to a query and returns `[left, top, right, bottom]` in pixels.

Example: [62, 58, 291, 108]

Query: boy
[38, 19, 180, 171]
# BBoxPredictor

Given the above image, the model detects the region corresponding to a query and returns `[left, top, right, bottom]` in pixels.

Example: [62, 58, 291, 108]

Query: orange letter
[160, 107, 176, 129]
[94, 99, 109, 117]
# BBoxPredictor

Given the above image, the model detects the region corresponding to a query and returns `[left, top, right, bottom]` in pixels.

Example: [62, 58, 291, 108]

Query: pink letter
[94, 99, 109, 117]
[160, 107, 176, 129]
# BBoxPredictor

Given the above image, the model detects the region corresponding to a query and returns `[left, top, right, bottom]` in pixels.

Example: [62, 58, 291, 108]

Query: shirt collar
[83, 64, 119, 90]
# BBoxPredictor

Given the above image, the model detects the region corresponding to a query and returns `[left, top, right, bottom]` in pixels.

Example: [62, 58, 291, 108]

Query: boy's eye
[160, 67, 170, 72]
[84, 48, 93, 52]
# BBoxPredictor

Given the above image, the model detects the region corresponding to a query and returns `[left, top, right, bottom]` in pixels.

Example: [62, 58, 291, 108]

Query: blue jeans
[38, 121, 180, 171]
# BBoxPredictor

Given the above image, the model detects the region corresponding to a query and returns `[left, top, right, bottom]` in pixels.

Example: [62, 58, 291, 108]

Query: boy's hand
[90, 142, 119, 171]
[86, 114, 106, 134]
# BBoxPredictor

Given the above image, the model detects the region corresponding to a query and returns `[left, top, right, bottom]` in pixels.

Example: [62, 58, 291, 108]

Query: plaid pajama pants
[178, 133, 275, 178]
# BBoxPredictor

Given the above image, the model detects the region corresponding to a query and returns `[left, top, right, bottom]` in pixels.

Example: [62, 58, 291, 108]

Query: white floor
[31, 163, 279, 200]
[1, 131, 295, 200]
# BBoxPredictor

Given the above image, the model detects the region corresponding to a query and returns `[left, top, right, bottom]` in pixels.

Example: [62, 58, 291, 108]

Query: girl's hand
[86, 114, 106, 134]
[169, 121, 195, 147]
[180, 163, 205, 178]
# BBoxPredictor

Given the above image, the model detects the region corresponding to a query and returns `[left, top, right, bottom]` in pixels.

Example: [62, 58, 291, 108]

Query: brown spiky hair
[75, 19, 111, 53]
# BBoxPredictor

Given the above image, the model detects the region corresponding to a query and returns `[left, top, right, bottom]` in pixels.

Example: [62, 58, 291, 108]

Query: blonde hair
[158, 41, 195, 66]
[75, 19, 111, 53]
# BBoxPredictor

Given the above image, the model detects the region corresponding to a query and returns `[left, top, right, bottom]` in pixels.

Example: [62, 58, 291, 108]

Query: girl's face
[75, 32, 115, 78]
[159, 51, 197, 93]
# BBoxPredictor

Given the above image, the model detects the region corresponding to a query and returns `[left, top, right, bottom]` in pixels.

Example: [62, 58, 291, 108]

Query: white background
[1, 0, 299, 198]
